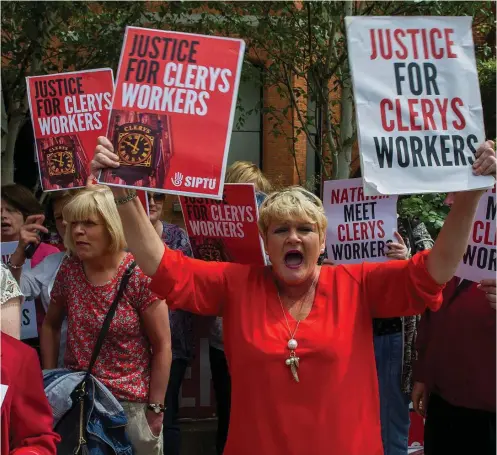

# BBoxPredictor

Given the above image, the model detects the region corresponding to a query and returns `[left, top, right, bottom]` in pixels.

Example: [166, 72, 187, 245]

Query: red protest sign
[98, 26, 245, 199]
[180, 184, 265, 265]
[137, 190, 150, 217]
[27, 69, 114, 191]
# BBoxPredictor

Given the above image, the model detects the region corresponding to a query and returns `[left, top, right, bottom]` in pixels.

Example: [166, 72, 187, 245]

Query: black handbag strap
[85, 261, 136, 379]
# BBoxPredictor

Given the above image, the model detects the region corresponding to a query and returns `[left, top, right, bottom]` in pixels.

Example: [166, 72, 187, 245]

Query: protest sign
[98, 26, 245, 199]
[323, 178, 398, 264]
[1, 242, 37, 340]
[27, 69, 114, 191]
[346, 16, 493, 195]
[179, 184, 265, 265]
[137, 190, 150, 217]
[455, 186, 496, 282]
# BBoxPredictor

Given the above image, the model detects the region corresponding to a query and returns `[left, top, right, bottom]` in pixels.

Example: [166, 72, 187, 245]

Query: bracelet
[6, 257, 25, 269]
[147, 403, 166, 414]
[115, 190, 137, 206]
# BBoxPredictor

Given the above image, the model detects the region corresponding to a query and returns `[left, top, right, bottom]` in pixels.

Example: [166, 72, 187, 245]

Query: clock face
[197, 243, 224, 262]
[47, 151, 75, 176]
[118, 132, 154, 166]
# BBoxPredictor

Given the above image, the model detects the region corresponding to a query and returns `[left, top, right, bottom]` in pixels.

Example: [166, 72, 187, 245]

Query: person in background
[1, 184, 59, 266]
[1, 262, 23, 339]
[373, 220, 434, 455]
[412, 185, 497, 455]
[148, 191, 194, 455]
[40, 185, 171, 455]
[2, 184, 59, 352]
[209, 160, 272, 454]
[412, 277, 496, 455]
[1, 331, 61, 455]
[9, 191, 77, 366]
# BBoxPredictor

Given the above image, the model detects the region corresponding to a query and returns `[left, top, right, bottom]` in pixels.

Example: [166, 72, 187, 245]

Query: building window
[227, 63, 262, 168]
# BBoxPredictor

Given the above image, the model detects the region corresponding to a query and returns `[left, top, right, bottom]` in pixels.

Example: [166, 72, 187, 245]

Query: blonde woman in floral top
[1, 262, 23, 339]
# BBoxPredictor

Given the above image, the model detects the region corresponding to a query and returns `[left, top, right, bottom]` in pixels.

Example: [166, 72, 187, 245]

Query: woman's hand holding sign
[472, 140, 496, 178]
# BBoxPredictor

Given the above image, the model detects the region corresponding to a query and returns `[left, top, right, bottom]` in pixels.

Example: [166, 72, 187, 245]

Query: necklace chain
[277, 271, 319, 341]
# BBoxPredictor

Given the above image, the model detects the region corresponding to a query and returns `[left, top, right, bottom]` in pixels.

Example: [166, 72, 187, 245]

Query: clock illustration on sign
[118, 132, 154, 166]
[47, 150, 75, 176]
[111, 115, 163, 185]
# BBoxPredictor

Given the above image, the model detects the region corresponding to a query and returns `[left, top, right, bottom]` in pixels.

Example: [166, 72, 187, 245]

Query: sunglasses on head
[147, 193, 166, 202]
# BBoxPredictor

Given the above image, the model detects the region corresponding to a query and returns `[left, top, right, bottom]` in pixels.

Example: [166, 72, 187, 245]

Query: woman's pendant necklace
[277, 272, 319, 383]
[285, 336, 300, 382]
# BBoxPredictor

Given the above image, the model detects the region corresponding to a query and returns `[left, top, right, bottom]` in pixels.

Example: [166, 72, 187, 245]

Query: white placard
[346, 16, 494, 195]
[0, 384, 8, 408]
[455, 187, 496, 282]
[323, 178, 398, 264]
[1, 242, 38, 340]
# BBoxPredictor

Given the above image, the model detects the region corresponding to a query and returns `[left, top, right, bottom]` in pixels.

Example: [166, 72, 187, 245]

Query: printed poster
[179, 184, 265, 265]
[455, 186, 496, 282]
[346, 16, 493, 195]
[1, 242, 38, 340]
[26, 69, 114, 191]
[98, 26, 245, 199]
[323, 178, 398, 264]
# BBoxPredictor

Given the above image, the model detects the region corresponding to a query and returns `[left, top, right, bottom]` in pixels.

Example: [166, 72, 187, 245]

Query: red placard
[98, 26, 245, 199]
[136, 190, 150, 217]
[180, 184, 265, 265]
[26, 69, 114, 191]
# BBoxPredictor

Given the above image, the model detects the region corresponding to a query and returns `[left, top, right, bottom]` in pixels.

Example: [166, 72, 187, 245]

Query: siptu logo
[171, 172, 183, 187]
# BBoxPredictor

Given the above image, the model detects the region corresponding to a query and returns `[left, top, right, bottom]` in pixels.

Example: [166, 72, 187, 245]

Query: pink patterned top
[51, 253, 158, 401]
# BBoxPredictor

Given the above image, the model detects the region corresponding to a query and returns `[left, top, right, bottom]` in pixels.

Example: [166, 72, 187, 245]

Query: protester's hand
[321, 259, 335, 266]
[386, 231, 409, 260]
[145, 409, 163, 437]
[412, 381, 427, 417]
[90, 136, 120, 177]
[473, 140, 496, 178]
[18, 215, 47, 249]
[478, 278, 496, 310]
[10, 215, 48, 267]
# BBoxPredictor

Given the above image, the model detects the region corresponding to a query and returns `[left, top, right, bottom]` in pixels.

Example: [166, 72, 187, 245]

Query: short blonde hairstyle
[62, 185, 126, 254]
[225, 161, 273, 194]
[258, 186, 327, 240]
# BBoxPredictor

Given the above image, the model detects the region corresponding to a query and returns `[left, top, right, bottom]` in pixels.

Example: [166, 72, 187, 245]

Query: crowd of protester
[0, 137, 495, 455]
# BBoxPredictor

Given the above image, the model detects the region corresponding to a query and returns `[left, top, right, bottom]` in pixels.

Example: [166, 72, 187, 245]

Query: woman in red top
[40, 185, 171, 455]
[91, 137, 496, 455]
[1, 332, 60, 455]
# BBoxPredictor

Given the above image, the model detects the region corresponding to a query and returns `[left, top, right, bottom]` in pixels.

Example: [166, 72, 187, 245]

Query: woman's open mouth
[284, 250, 304, 269]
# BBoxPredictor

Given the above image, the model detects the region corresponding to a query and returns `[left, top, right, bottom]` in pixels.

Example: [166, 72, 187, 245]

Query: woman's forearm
[40, 323, 61, 369]
[116, 194, 165, 276]
[1, 298, 21, 339]
[426, 190, 483, 284]
[148, 344, 172, 405]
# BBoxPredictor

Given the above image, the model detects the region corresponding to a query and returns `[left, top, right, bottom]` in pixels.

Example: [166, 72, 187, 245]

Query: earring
[320, 249, 325, 254]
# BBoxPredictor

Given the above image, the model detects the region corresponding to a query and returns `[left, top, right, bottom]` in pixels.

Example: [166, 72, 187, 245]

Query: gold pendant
[285, 353, 300, 383]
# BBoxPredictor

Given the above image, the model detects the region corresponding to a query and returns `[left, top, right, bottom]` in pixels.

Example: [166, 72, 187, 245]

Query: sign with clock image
[26, 68, 114, 191]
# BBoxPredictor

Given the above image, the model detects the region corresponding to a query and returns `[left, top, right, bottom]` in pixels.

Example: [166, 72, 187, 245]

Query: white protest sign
[0, 385, 8, 408]
[455, 187, 496, 282]
[1, 242, 38, 340]
[346, 16, 494, 195]
[323, 178, 398, 264]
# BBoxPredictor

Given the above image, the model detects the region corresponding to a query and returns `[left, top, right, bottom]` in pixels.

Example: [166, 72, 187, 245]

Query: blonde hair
[62, 185, 126, 254]
[258, 186, 327, 240]
[225, 161, 272, 194]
